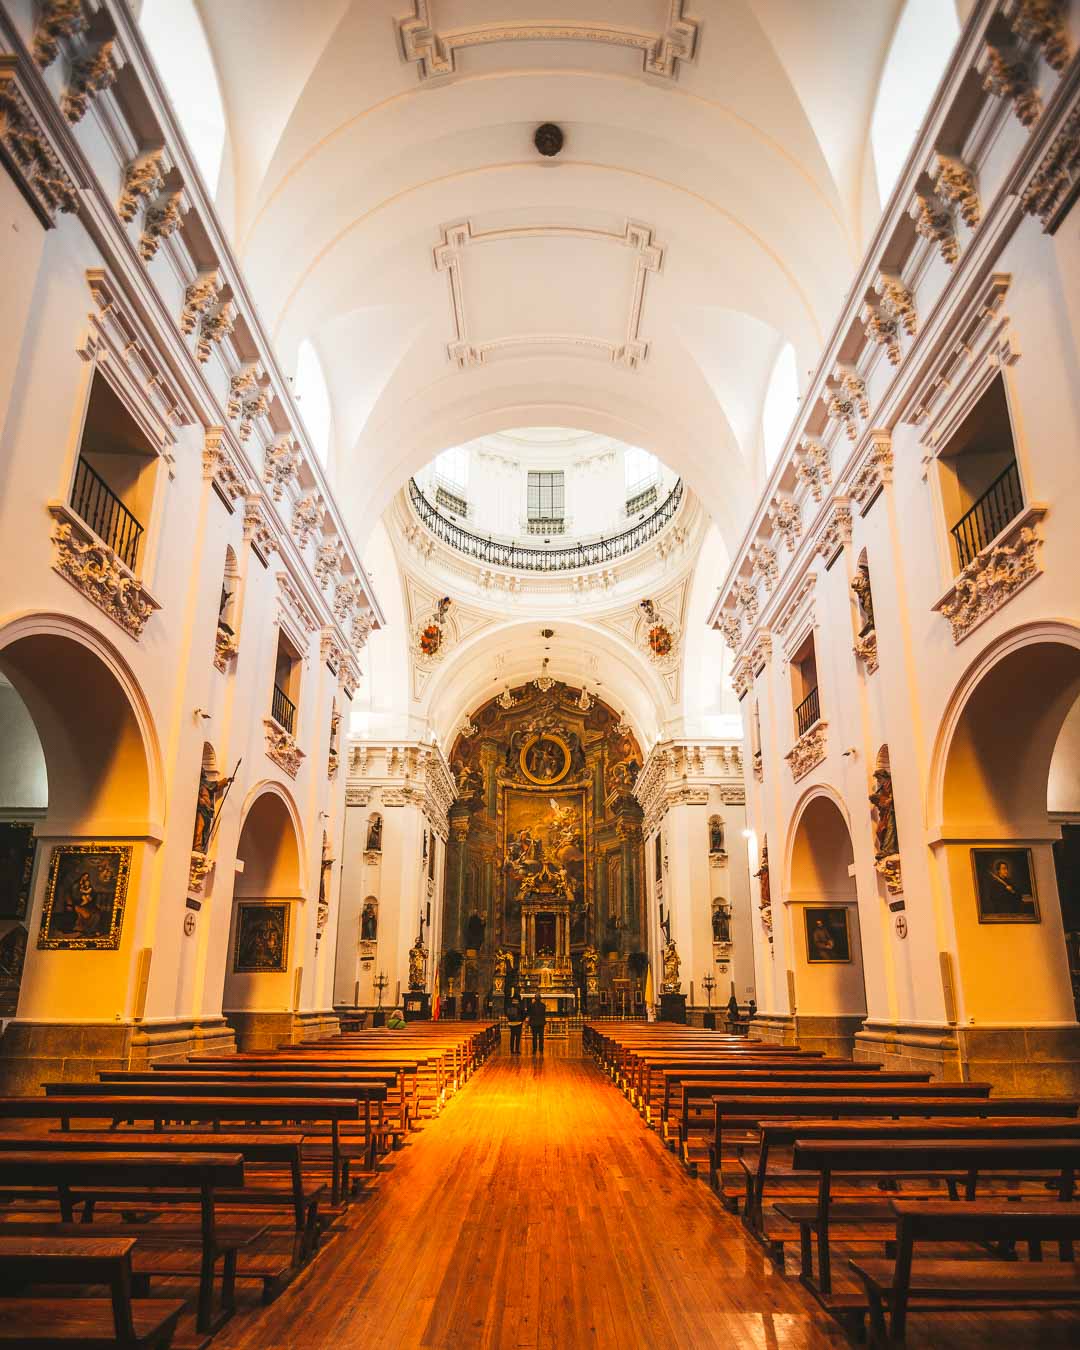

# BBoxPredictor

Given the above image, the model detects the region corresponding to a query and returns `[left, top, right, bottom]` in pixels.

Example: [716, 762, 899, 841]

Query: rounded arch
[784, 783, 855, 898]
[234, 781, 306, 899]
[0, 612, 163, 836]
[929, 622, 1080, 841]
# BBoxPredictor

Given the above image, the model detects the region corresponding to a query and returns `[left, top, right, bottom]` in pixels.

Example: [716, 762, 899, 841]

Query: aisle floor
[212, 1042, 1076, 1349]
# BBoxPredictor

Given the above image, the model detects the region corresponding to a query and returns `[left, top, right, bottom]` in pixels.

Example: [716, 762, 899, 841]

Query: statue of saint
[709, 817, 724, 854]
[360, 902, 378, 942]
[869, 768, 899, 859]
[366, 814, 383, 852]
[192, 766, 229, 854]
[408, 938, 428, 991]
[662, 939, 681, 992]
[712, 905, 730, 943]
[851, 563, 875, 635]
[582, 945, 600, 977]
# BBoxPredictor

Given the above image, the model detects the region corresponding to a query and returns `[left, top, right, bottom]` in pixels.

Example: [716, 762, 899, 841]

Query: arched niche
[0, 617, 157, 1036]
[933, 627, 1080, 1032]
[223, 785, 305, 1048]
[785, 790, 867, 1056]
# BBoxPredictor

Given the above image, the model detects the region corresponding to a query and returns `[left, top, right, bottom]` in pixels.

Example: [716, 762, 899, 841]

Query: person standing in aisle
[527, 993, 547, 1055]
[506, 994, 525, 1054]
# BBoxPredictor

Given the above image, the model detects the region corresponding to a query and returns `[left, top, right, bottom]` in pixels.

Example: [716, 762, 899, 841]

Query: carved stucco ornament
[784, 721, 828, 782]
[32, 1, 87, 68]
[49, 509, 160, 639]
[61, 40, 118, 124]
[0, 70, 79, 223]
[118, 149, 164, 223]
[1021, 104, 1080, 231]
[263, 719, 305, 779]
[934, 516, 1044, 643]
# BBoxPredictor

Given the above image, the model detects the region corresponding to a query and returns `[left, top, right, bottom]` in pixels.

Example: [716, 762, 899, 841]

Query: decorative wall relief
[417, 595, 452, 660]
[263, 719, 305, 779]
[785, 722, 828, 781]
[934, 516, 1044, 643]
[38, 844, 131, 950]
[49, 509, 160, 639]
[637, 598, 679, 663]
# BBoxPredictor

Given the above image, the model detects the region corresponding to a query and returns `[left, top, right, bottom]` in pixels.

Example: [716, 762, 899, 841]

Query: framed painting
[804, 906, 852, 963]
[0, 822, 36, 920]
[233, 902, 290, 973]
[972, 847, 1039, 923]
[38, 844, 131, 949]
[0, 924, 28, 1016]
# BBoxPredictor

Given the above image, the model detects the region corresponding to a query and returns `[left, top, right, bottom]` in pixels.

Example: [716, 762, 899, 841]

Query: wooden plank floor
[211, 1041, 1080, 1349]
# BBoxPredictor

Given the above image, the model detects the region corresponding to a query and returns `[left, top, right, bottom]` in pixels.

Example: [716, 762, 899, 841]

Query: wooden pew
[0, 1234, 188, 1349]
[0, 1097, 361, 1208]
[707, 1096, 1076, 1203]
[0, 1150, 244, 1333]
[850, 1199, 1080, 1344]
[0, 1131, 322, 1260]
[789, 1137, 1080, 1296]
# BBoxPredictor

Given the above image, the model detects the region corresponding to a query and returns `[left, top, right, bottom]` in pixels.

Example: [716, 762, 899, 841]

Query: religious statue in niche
[317, 833, 333, 933]
[360, 901, 378, 942]
[869, 764, 903, 895]
[366, 814, 383, 853]
[192, 764, 232, 854]
[712, 902, 731, 944]
[709, 816, 725, 855]
[408, 936, 428, 991]
[327, 707, 341, 779]
[661, 938, 682, 993]
[755, 838, 773, 943]
[38, 845, 131, 950]
[851, 562, 875, 636]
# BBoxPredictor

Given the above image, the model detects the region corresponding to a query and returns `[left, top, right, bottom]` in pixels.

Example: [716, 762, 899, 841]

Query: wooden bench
[3, 1130, 324, 1260]
[0, 1150, 244, 1334]
[0, 1235, 189, 1348]
[0, 1096, 361, 1208]
[789, 1137, 1080, 1296]
[850, 1199, 1080, 1345]
[707, 1096, 1076, 1203]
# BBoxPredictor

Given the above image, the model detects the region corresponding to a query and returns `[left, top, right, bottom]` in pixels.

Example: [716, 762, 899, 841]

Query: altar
[518, 861, 577, 1007]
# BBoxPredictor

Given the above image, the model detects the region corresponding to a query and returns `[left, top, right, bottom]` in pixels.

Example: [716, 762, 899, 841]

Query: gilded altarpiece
[443, 684, 645, 1007]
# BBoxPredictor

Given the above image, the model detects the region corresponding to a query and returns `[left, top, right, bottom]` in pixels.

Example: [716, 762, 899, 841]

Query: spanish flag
[432, 970, 441, 1022]
[644, 962, 654, 1021]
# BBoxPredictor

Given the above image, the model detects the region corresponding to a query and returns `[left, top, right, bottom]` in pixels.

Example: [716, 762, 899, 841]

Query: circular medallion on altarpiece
[519, 732, 571, 786]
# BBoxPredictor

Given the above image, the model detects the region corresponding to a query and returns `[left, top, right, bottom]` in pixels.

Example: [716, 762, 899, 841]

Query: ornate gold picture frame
[38, 843, 131, 950]
[233, 901, 290, 972]
[519, 732, 571, 786]
[803, 906, 852, 963]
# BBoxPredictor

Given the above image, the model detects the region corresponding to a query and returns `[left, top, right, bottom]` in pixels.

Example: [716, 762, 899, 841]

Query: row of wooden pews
[584, 1022, 1080, 1344]
[0, 1019, 497, 1347]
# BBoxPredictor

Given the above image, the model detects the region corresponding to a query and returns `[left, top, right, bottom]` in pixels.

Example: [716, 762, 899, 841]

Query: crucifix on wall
[659, 903, 671, 943]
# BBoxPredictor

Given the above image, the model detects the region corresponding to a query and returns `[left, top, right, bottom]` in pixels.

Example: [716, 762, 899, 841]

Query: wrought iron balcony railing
[950, 460, 1023, 570]
[407, 476, 684, 572]
[272, 683, 297, 735]
[71, 456, 144, 571]
[795, 686, 821, 738]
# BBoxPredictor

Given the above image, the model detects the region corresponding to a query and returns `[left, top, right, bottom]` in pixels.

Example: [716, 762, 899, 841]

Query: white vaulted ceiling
[190, 0, 908, 551]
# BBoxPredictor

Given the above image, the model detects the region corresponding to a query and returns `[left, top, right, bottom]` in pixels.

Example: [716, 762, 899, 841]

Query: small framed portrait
[971, 847, 1040, 923]
[0, 822, 36, 920]
[233, 902, 290, 973]
[38, 844, 131, 950]
[519, 733, 571, 786]
[804, 906, 852, 963]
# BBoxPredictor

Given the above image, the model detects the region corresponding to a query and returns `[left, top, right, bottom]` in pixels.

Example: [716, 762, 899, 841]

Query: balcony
[950, 460, 1023, 570]
[71, 456, 144, 572]
[271, 683, 296, 735]
[795, 686, 820, 738]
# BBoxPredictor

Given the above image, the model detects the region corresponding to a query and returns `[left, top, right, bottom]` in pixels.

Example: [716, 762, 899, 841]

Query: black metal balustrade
[272, 683, 296, 735]
[950, 460, 1023, 570]
[407, 476, 684, 572]
[71, 456, 144, 571]
[795, 686, 820, 738]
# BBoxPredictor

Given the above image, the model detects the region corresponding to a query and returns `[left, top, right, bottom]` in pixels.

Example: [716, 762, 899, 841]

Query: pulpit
[519, 861, 576, 1010]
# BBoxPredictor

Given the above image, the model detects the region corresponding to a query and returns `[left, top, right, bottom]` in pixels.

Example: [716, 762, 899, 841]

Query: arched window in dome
[761, 342, 799, 473]
[139, 0, 226, 198]
[871, 0, 960, 205]
[294, 339, 332, 467]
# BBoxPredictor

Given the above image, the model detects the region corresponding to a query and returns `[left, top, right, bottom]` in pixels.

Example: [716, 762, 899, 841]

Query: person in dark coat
[527, 994, 547, 1055]
[506, 994, 525, 1054]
